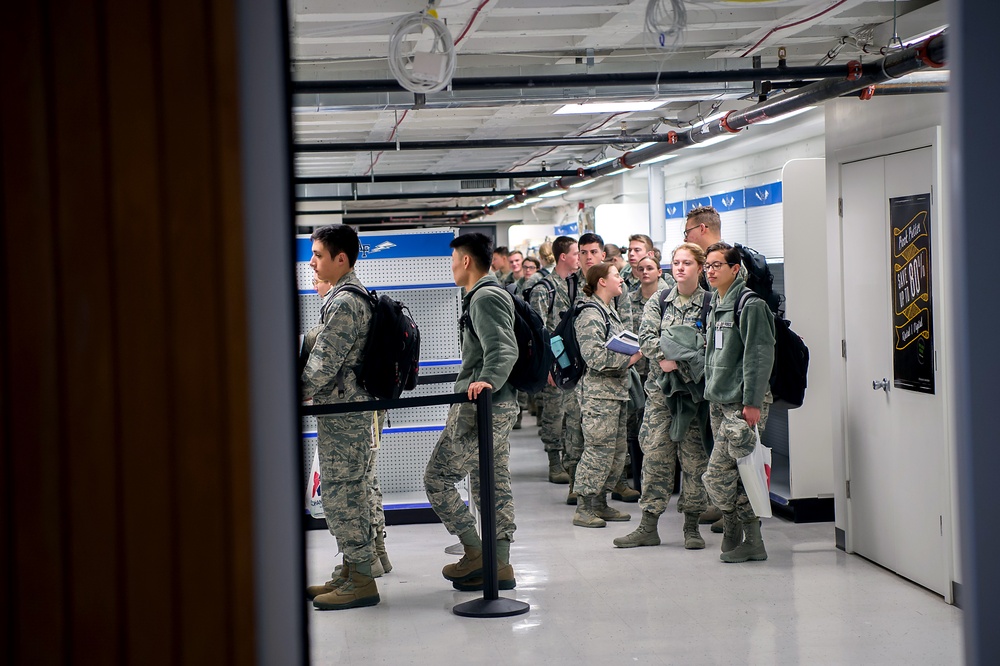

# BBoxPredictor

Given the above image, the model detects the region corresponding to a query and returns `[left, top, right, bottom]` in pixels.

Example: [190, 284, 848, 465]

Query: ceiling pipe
[297, 206, 486, 215]
[293, 64, 881, 96]
[298, 190, 524, 202]
[295, 170, 577, 185]
[297, 134, 667, 153]
[463, 34, 946, 222]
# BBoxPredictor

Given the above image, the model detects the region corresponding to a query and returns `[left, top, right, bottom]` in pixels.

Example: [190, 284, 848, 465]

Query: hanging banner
[890, 194, 934, 394]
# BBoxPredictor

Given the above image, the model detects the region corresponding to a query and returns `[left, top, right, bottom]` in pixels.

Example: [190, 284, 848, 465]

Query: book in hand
[605, 330, 640, 355]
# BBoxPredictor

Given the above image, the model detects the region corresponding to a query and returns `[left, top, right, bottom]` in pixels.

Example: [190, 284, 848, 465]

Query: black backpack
[734, 288, 809, 409]
[550, 302, 609, 391]
[460, 284, 553, 395]
[735, 243, 785, 318]
[334, 284, 420, 400]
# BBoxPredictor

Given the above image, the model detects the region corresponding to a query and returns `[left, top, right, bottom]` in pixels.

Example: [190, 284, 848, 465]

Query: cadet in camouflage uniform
[702, 242, 775, 563]
[529, 236, 581, 486]
[615, 244, 711, 549]
[572, 263, 642, 528]
[621, 234, 656, 293]
[425, 233, 521, 591]
[302, 224, 381, 611]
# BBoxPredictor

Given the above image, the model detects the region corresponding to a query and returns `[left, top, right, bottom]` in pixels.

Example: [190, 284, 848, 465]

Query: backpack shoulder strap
[461, 283, 510, 339]
[333, 283, 375, 309]
[538, 277, 557, 315]
[577, 302, 611, 338]
[658, 288, 669, 317]
[697, 290, 712, 331]
[733, 287, 758, 328]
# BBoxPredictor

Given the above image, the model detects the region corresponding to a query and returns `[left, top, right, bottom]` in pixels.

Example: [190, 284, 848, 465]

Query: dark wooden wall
[1, 1, 256, 662]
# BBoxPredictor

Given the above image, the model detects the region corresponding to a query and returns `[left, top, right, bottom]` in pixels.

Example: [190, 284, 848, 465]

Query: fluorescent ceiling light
[509, 202, 527, 209]
[641, 153, 677, 165]
[569, 179, 599, 189]
[554, 101, 666, 115]
[538, 190, 564, 199]
[691, 134, 737, 149]
[605, 168, 630, 177]
[488, 197, 509, 206]
[755, 106, 816, 125]
[523, 197, 543, 205]
[902, 28, 946, 48]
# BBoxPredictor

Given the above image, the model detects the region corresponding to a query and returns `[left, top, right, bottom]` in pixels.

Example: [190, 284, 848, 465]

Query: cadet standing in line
[302, 224, 381, 611]
[701, 242, 775, 563]
[572, 263, 642, 528]
[425, 233, 521, 590]
[615, 244, 711, 550]
[620, 234, 656, 293]
[529, 236, 580, 486]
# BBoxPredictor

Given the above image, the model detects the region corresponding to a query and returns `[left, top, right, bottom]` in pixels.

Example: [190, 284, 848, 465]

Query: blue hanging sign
[685, 197, 713, 212]
[665, 201, 685, 219]
[554, 222, 579, 235]
[713, 188, 745, 212]
[296, 231, 455, 263]
[745, 182, 783, 208]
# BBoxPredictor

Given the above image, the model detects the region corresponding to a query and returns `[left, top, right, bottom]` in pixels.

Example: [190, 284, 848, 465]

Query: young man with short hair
[302, 224, 382, 611]
[492, 245, 511, 282]
[622, 234, 655, 292]
[683, 205, 723, 252]
[425, 233, 521, 591]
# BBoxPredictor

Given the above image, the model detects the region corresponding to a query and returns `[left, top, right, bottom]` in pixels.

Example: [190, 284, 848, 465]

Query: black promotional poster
[890, 194, 934, 394]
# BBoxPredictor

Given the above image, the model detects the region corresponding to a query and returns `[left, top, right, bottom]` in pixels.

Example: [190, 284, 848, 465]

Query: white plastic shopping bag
[736, 425, 772, 519]
[307, 446, 324, 519]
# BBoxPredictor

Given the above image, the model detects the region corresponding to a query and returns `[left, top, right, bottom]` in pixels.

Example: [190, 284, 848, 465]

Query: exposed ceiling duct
[463, 34, 946, 221]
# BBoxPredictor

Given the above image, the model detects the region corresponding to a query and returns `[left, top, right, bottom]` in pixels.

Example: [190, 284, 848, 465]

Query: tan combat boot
[375, 530, 392, 574]
[307, 557, 349, 600]
[313, 562, 380, 610]
[593, 493, 631, 522]
[613, 511, 660, 548]
[547, 450, 570, 484]
[611, 479, 640, 503]
[565, 463, 578, 505]
[442, 543, 483, 583]
[720, 512, 743, 553]
[721, 519, 767, 563]
[573, 496, 607, 528]
[683, 512, 706, 550]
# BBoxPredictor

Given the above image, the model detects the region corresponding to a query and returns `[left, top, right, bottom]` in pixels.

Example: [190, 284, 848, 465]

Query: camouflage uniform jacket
[458, 274, 519, 405]
[639, 282, 710, 390]
[704, 274, 775, 408]
[575, 295, 630, 401]
[619, 264, 637, 292]
[529, 269, 579, 332]
[302, 270, 372, 405]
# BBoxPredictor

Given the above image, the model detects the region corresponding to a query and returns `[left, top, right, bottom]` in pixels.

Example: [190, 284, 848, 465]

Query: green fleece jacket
[704, 274, 775, 408]
[459, 274, 518, 404]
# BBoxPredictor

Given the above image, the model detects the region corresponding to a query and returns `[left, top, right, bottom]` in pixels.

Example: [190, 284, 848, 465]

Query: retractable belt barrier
[302, 388, 530, 618]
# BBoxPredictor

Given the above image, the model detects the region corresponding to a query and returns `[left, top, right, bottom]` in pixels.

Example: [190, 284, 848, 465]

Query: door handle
[872, 378, 890, 393]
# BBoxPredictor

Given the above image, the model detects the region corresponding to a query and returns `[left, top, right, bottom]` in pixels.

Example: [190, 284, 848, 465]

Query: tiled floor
[307, 414, 963, 665]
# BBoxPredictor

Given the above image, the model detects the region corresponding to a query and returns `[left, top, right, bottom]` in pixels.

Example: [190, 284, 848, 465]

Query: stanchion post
[475, 388, 499, 600]
[452, 387, 529, 618]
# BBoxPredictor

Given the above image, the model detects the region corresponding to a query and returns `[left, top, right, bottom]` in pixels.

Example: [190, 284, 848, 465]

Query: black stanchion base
[453, 597, 530, 618]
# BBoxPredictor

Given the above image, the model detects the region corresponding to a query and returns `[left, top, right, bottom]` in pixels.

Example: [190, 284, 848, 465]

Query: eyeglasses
[682, 223, 701, 240]
[703, 262, 735, 272]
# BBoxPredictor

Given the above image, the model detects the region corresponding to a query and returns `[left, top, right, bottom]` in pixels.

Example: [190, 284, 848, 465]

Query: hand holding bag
[736, 425, 772, 519]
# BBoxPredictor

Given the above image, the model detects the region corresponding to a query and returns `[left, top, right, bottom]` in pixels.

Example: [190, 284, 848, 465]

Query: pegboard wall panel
[377, 428, 444, 494]
[746, 204, 784, 261]
[382, 287, 462, 361]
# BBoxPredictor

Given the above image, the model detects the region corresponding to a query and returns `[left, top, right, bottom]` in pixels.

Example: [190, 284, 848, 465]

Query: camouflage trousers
[317, 411, 376, 563]
[562, 387, 584, 468]
[574, 395, 628, 497]
[703, 401, 771, 523]
[637, 390, 708, 516]
[538, 384, 582, 456]
[368, 411, 388, 532]
[424, 400, 519, 541]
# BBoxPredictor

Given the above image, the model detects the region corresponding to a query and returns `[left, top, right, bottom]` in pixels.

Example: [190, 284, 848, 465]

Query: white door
[841, 147, 947, 595]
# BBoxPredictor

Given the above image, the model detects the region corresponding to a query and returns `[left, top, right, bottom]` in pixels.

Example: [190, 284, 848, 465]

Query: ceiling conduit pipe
[295, 170, 579, 185]
[298, 134, 668, 153]
[467, 34, 945, 222]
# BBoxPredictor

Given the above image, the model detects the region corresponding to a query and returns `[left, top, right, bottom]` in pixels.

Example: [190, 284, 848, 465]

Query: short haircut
[628, 234, 654, 251]
[652, 247, 662, 265]
[687, 205, 722, 233]
[583, 262, 615, 297]
[604, 243, 623, 259]
[671, 241, 707, 265]
[705, 241, 740, 266]
[523, 256, 540, 269]
[578, 232, 605, 248]
[493, 246, 509, 258]
[451, 233, 493, 272]
[508, 250, 523, 259]
[312, 224, 360, 267]
[552, 236, 577, 264]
